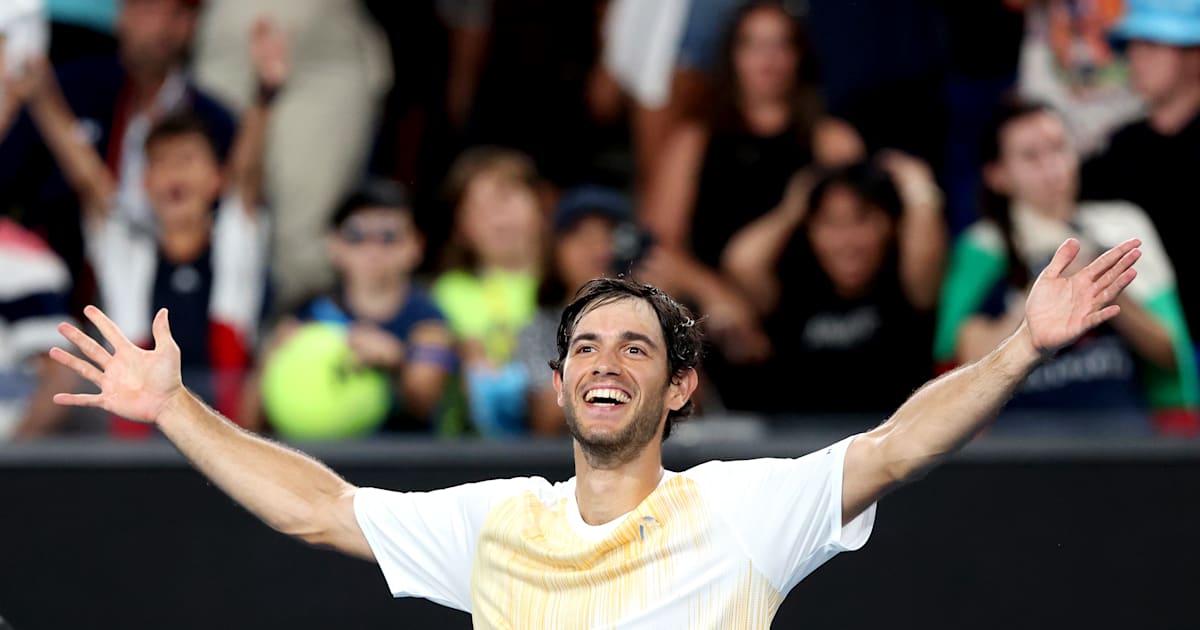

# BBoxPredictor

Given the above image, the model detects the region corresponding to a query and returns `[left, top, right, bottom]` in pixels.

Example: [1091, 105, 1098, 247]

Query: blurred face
[988, 111, 1079, 216]
[144, 133, 222, 226]
[458, 171, 542, 269]
[733, 7, 799, 103]
[1127, 40, 1200, 106]
[556, 216, 617, 295]
[807, 185, 893, 297]
[329, 208, 423, 285]
[555, 298, 685, 465]
[118, 0, 195, 80]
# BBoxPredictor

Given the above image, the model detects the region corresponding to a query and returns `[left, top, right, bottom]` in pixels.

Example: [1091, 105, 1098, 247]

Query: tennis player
[51, 237, 1140, 628]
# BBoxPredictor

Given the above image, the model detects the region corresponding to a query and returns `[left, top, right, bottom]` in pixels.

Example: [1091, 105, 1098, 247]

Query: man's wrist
[155, 387, 193, 427]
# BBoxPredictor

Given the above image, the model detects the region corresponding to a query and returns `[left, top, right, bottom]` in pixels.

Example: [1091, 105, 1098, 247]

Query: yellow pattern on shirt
[469, 475, 783, 629]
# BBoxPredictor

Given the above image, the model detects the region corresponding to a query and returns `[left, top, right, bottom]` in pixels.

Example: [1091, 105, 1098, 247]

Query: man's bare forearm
[844, 324, 1043, 521]
[876, 323, 1040, 480]
[156, 388, 370, 558]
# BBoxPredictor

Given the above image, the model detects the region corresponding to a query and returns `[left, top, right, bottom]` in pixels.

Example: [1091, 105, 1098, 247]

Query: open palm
[51, 306, 184, 424]
[1024, 238, 1141, 355]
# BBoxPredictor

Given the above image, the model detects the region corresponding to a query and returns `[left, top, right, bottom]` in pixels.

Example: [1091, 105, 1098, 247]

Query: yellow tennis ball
[261, 323, 390, 440]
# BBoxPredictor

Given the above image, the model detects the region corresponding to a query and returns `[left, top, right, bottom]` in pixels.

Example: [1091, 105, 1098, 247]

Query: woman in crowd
[641, 0, 864, 398]
[722, 153, 946, 418]
[935, 99, 1198, 433]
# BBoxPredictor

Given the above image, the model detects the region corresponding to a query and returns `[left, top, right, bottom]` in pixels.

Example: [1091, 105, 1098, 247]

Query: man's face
[144, 133, 222, 226]
[1127, 40, 1200, 106]
[553, 298, 691, 465]
[118, 0, 195, 79]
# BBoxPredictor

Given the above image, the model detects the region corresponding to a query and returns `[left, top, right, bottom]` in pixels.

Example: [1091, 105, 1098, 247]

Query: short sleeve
[684, 436, 876, 595]
[406, 290, 448, 326]
[353, 476, 549, 611]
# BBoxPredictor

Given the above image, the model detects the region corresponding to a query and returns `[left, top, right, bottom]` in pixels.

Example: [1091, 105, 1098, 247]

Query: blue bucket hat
[1111, 0, 1200, 47]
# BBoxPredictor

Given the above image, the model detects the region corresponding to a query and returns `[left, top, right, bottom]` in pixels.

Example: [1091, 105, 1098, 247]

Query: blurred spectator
[937, 100, 1198, 433]
[0, 0, 235, 304]
[1082, 0, 1200, 363]
[600, 0, 744, 186]
[9, 17, 282, 436]
[192, 0, 391, 313]
[721, 154, 945, 416]
[249, 180, 454, 437]
[1018, 0, 1143, 156]
[433, 147, 544, 436]
[642, 0, 862, 397]
[514, 185, 656, 434]
[0, 217, 78, 439]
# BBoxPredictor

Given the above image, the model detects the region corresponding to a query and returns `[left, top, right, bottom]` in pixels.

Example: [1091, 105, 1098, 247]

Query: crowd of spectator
[2, 0, 1198, 442]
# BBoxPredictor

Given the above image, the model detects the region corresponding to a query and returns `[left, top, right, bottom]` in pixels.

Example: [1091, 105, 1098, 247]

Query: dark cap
[330, 178, 413, 229]
[553, 185, 632, 234]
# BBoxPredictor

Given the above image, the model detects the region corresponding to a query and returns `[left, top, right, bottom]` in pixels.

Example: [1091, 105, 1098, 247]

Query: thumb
[152, 308, 175, 350]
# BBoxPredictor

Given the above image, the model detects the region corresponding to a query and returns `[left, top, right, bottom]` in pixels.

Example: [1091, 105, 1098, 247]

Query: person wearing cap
[514, 185, 648, 434]
[1082, 0, 1200, 363]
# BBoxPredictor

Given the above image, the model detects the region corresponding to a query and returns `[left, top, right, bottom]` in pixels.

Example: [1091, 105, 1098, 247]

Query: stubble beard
[564, 386, 667, 469]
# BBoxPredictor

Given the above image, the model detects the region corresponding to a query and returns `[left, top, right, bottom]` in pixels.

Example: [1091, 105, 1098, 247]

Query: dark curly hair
[549, 277, 705, 440]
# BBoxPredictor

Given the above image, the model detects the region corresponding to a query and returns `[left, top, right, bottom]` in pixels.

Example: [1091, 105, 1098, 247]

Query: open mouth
[583, 387, 631, 408]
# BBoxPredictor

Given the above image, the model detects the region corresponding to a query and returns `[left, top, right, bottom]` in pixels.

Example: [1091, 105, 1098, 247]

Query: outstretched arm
[51, 306, 374, 560]
[842, 238, 1142, 523]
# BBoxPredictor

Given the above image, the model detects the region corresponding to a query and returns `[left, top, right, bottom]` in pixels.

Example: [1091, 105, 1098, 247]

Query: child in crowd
[10, 20, 284, 434]
[433, 147, 544, 436]
[249, 180, 455, 435]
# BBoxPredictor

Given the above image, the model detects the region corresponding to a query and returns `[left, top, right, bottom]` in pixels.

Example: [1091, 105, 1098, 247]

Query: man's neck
[573, 442, 665, 526]
[1149, 83, 1200, 136]
[343, 279, 410, 321]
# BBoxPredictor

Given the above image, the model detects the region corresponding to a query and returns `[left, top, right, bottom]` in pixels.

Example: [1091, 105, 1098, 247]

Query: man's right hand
[51, 306, 185, 424]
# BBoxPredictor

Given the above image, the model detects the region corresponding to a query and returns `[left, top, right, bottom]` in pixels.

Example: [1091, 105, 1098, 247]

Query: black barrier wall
[1, 436, 1198, 629]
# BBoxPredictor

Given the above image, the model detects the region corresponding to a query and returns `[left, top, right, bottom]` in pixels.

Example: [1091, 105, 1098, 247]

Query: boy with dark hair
[10, 18, 284, 433]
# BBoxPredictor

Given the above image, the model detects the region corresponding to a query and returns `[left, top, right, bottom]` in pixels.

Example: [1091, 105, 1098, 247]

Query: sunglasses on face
[339, 224, 405, 245]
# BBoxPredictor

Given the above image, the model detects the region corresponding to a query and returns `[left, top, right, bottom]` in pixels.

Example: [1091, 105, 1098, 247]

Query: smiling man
[51, 238, 1141, 628]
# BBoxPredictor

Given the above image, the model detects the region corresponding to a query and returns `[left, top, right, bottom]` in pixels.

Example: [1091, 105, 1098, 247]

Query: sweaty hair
[550, 277, 704, 440]
[981, 96, 1059, 289]
[329, 178, 414, 230]
[144, 112, 219, 159]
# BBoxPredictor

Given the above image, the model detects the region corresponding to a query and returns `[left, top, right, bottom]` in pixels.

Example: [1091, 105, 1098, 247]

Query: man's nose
[591, 348, 623, 375]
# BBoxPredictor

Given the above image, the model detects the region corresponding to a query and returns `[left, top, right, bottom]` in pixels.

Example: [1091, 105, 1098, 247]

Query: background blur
[2, 1, 1199, 628]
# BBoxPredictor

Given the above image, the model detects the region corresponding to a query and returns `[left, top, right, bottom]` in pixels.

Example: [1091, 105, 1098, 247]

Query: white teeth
[584, 388, 631, 404]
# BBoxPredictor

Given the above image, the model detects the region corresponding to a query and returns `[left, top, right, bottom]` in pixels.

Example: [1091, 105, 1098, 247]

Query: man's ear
[667, 368, 698, 411]
[553, 369, 565, 407]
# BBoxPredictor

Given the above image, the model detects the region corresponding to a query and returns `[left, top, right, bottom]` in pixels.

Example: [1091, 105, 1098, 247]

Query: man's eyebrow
[569, 332, 600, 345]
[620, 331, 660, 349]
[569, 331, 660, 350]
